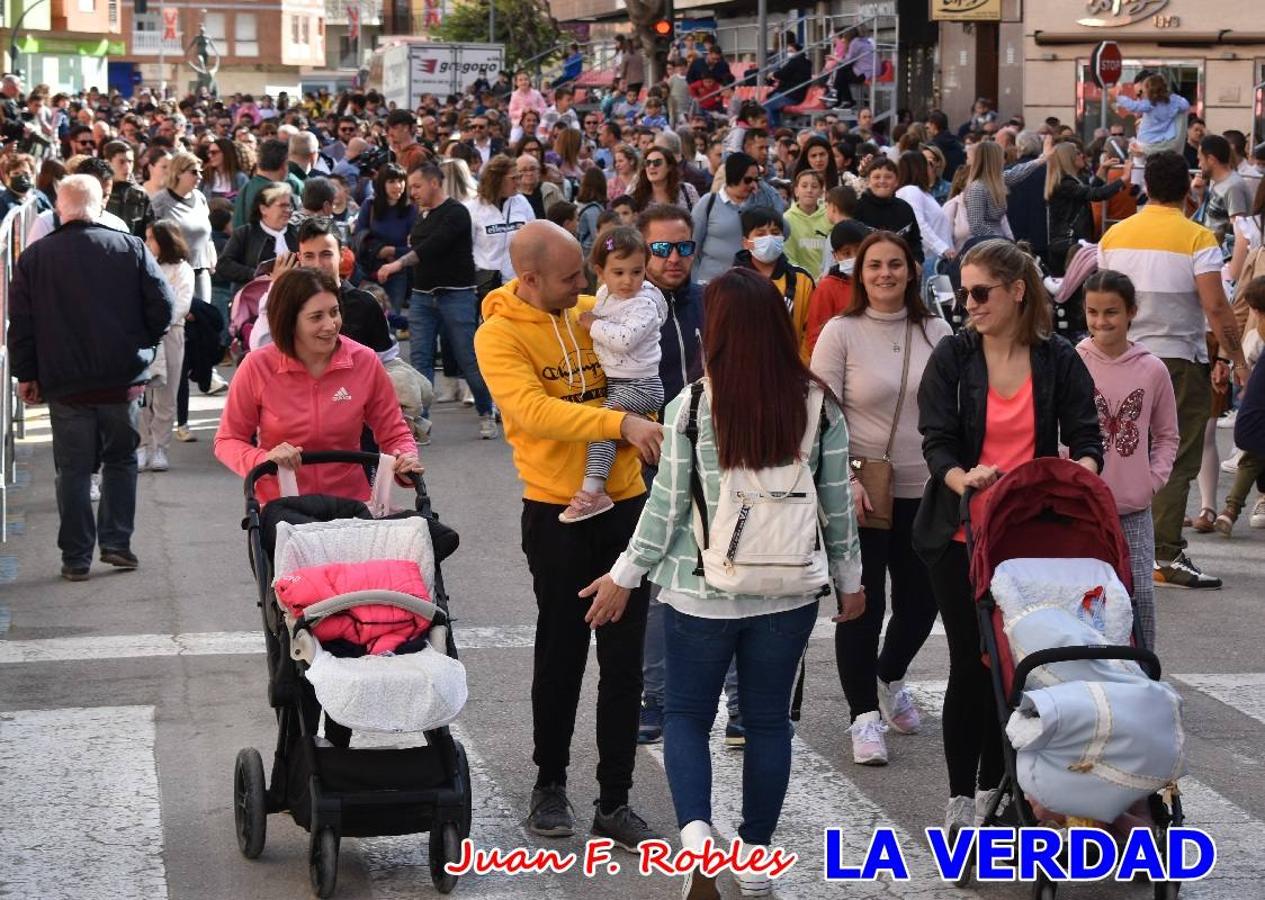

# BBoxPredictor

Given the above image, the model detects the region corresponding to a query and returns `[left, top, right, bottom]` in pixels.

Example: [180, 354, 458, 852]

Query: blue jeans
[662, 600, 818, 844]
[381, 270, 410, 316]
[763, 93, 794, 127]
[644, 591, 740, 715]
[407, 287, 493, 417]
[49, 400, 140, 567]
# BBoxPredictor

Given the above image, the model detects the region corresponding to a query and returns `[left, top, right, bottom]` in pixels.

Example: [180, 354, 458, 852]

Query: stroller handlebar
[244, 450, 429, 510]
[1009, 644, 1163, 707]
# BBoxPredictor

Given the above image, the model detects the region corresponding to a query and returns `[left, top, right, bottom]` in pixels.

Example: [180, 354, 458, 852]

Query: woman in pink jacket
[214, 267, 421, 504]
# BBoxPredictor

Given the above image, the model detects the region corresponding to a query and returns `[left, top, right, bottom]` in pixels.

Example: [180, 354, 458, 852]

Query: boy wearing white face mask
[805, 220, 871, 355]
[734, 208, 816, 360]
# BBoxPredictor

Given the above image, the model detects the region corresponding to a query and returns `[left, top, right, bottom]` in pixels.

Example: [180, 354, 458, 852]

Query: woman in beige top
[810, 231, 952, 768]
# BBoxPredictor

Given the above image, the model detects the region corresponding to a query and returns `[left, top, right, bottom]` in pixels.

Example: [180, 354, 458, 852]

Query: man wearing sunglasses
[464, 116, 503, 165]
[65, 124, 98, 158]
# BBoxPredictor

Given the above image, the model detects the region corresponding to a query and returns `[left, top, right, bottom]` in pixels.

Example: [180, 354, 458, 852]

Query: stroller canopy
[969, 458, 1132, 601]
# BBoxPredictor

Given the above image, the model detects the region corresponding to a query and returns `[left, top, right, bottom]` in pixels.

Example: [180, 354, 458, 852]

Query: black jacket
[185, 298, 227, 391]
[771, 53, 813, 103]
[656, 280, 704, 416]
[1005, 154, 1049, 262]
[933, 131, 966, 180]
[1045, 174, 1128, 273]
[854, 192, 923, 262]
[1235, 357, 1265, 456]
[7, 221, 173, 399]
[216, 222, 299, 287]
[912, 329, 1104, 565]
[404, 197, 476, 291]
[107, 181, 154, 238]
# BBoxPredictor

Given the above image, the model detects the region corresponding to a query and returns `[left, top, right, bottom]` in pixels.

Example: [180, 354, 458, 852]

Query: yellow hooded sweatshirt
[475, 279, 646, 505]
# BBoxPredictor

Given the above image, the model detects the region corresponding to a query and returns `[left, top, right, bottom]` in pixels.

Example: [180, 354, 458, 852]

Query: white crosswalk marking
[0, 618, 941, 665]
[1174, 673, 1265, 727]
[0, 706, 167, 900]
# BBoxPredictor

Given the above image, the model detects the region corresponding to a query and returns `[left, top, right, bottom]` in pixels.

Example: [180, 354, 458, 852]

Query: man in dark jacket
[103, 139, 154, 238]
[1005, 132, 1050, 263]
[927, 110, 966, 179]
[7, 175, 173, 581]
[687, 46, 735, 87]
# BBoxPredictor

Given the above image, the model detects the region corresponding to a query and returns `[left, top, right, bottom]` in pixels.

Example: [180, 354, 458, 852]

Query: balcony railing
[131, 31, 184, 56]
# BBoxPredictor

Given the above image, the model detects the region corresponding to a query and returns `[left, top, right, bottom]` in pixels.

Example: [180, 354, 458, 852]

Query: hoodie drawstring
[562, 313, 588, 397]
[548, 313, 588, 398]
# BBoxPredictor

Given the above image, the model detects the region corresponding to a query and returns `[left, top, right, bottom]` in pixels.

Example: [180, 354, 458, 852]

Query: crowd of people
[5, 52, 1265, 899]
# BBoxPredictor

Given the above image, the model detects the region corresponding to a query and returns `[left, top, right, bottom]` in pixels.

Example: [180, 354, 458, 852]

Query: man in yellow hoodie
[474, 221, 664, 848]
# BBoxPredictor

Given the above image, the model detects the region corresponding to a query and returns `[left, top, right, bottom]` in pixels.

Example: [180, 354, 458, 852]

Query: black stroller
[234, 451, 472, 897]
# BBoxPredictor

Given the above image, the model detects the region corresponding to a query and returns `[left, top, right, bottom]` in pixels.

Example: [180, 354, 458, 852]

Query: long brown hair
[704, 268, 833, 469]
[960, 239, 1052, 345]
[631, 146, 681, 211]
[1143, 74, 1171, 105]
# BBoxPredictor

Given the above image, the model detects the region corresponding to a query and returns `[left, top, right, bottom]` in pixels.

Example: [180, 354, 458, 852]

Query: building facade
[2, 0, 122, 92]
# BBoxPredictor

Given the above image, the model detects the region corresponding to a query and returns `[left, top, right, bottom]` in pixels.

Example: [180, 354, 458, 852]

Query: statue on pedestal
[186, 24, 221, 97]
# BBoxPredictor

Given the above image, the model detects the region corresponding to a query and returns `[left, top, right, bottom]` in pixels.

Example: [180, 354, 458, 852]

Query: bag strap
[882, 319, 914, 461]
[685, 381, 709, 574]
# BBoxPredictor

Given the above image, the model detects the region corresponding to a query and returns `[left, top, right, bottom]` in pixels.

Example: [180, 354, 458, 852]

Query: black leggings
[834, 497, 938, 720]
[929, 541, 1003, 798]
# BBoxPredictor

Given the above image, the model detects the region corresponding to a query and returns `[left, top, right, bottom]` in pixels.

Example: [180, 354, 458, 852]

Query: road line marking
[0, 705, 167, 899]
[1174, 673, 1265, 728]
[0, 618, 942, 665]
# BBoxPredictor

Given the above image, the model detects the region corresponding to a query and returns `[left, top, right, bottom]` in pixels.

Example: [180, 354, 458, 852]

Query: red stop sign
[1091, 41, 1123, 88]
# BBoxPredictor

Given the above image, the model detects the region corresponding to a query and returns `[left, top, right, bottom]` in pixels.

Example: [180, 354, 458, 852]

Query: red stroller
[963, 457, 1185, 900]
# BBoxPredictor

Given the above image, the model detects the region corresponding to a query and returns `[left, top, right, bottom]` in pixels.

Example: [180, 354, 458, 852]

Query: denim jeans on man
[662, 600, 818, 844]
[407, 287, 493, 416]
[49, 400, 140, 568]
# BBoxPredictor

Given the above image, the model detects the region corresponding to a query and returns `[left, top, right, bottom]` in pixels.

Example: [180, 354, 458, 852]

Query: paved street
[2, 386, 1264, 900]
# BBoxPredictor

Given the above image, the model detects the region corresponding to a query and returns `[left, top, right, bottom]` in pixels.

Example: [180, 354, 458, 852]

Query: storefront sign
[930, 0, 1001, 20]
[1078, 0, 1170, 28]
[14, 36, 126, 56]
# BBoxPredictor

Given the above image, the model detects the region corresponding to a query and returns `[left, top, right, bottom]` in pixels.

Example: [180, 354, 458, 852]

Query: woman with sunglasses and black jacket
[913, 239, 1102, 844]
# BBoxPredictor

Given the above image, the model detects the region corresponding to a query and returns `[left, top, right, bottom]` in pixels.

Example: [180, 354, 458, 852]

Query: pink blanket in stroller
[275, 560, 432, 654]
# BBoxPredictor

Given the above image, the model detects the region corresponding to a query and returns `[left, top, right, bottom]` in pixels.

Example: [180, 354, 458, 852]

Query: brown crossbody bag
[848, 319, 913, 531]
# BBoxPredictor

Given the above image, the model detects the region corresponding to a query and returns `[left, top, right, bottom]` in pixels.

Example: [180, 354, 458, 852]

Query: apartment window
[203, 12, 227, 43]
[291, 15, 302, 45]
[300, 16, 310, 46]
[78, 0, 95, 11]
[108, 0, 118, 26]
[234, 13, 258, 57]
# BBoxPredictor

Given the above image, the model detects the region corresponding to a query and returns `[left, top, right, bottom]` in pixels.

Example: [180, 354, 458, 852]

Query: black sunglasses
[644, 157, 666, 168]
[649, 240, 696, 259]
[954, 283, 1005, 305]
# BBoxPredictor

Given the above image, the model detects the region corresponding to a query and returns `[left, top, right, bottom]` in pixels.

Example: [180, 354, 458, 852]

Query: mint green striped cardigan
[609, 384, 863, 600]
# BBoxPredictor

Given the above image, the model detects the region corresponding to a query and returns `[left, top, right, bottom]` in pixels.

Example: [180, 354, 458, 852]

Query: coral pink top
[955, 376, 1035, 543]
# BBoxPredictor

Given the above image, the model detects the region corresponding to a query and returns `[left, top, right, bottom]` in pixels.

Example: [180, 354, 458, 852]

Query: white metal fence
[1, 199, 38, 544]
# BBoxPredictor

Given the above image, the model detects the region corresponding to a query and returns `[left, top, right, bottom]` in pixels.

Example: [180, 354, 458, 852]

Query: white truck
[377, 41, 505, 110]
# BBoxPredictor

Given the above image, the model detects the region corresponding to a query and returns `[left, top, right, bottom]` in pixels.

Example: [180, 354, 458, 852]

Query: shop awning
[14, 35, 126, 56]
[1033, 30, 1265, 46]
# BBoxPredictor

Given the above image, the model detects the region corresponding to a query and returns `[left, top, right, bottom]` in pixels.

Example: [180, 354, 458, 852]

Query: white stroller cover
[306, 645, 468, 733]
[273, 517, 467, 733]
[1006, 679, 1186, 823]
[993, 557, 1185, 822]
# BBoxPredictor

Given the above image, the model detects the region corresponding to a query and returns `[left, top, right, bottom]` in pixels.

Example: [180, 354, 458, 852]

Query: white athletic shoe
[137, 447, 152, 472]
[459, 378, 475, 406]
[150, 448, 169, 472]
[1216, 410, 1237, 429]
[876, 678, 922, 734]
[945, 795, 974, 836]
[479, 415, 499, 440]
[1250, 497, 1265, 529]
[732, 841, 773, 897]
[849, 711, 889, 765]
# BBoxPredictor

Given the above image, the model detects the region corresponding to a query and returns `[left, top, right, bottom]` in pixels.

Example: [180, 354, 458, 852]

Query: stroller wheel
[233, 748, 267, 859]
[1154, 882, 1181, 900]
[309, 827, 339, 898]
[429, 822, 461, 894]
[456, 742, 473, 840]
[1032, 879, 1057, 900]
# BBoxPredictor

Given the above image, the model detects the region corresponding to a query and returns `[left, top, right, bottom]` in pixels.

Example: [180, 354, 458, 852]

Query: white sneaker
[90, 473, 101, 502]
[849, 710, 889, 765]
[876, 678, 922, 734]
[150, 448, 169, 472]
[479, 414, 499, 440]
[1217, 410, 1237, 429]
[137, 447, 152, 472]
[1251, 498, 1265, 529]
[459, 378, 475, 406]
[679, 821, 719, 900]
[975, 788, 1002, 825]
[732, 841, 772, 897]
[1221, 452, 1241, 475]
[945, 795, 974, 836]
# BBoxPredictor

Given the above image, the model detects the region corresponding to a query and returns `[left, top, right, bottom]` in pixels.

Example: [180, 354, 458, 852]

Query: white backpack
[684, 379, 831, 597]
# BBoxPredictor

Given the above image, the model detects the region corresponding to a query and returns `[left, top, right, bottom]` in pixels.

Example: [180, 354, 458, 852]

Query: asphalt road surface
[3, 388, 1264, 900]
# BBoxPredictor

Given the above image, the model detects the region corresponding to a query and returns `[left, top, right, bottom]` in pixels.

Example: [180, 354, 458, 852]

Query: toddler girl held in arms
[563, 226, 667, 523]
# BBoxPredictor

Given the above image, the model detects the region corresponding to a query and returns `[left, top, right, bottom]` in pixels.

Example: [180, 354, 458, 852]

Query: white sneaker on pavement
[1221, 449, 1241, 475]
[433, 373, 461, 403]
[876, 678, 922, 734]
[479, 414, 499, 440]
[945, 795, 974, 836]
[849, 710, 889, 765]
[1251, 497, 1265, 529]
[150, 448, 169, 472]
[459, 378, 475, 406]
[137, 447, 152, 472]
[732, 840, 773, 897]
[679, 821, 718, 900]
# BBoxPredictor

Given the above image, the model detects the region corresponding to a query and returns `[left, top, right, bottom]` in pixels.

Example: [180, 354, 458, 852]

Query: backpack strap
[685, 380, 709, 575]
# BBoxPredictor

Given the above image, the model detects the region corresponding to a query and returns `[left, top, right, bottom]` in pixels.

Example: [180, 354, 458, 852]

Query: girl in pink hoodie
[1076, 270, 1179, 650]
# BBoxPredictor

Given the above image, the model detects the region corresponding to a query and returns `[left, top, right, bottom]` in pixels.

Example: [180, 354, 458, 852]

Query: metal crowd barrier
[1, 198, 38, 543]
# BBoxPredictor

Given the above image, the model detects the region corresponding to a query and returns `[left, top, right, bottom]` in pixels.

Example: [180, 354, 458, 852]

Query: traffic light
[651, 18, 673, 42]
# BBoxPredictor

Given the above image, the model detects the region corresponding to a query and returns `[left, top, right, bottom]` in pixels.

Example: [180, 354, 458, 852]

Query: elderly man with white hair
[288, 130, 321, 181]
[6, 174, 174, 581]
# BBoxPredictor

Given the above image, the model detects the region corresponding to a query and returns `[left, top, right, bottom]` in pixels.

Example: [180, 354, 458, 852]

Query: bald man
[474, 221, 663, 847]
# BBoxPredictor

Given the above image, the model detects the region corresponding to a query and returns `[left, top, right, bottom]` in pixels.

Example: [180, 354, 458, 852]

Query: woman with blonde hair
[439, 156, 477, 202]
[1043, 141, 1133, 274]
[607, 143, 639, 201]
[961, 138, 1052, 241]
[1116, 74, 1190, 154]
